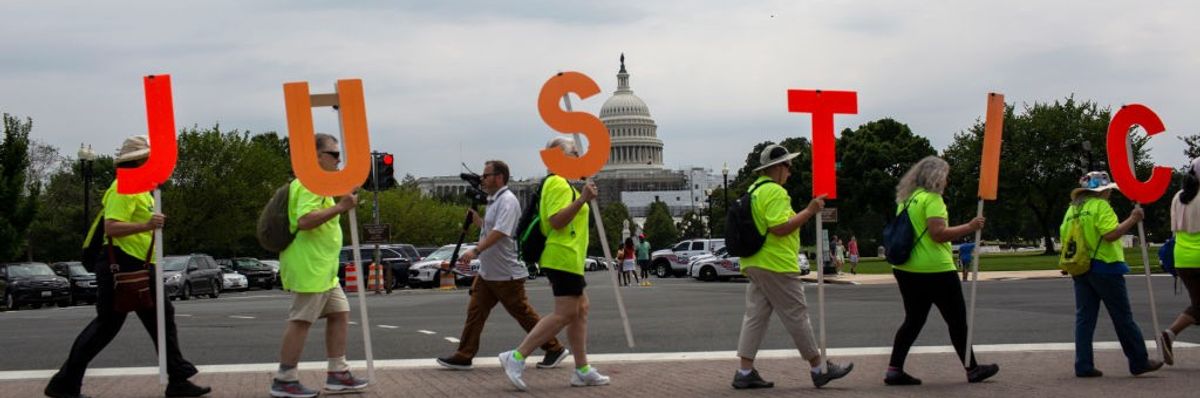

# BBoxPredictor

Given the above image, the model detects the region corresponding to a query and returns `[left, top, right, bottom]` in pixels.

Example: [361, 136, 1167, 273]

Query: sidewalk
[807, 270, 1068, 285]
[3, 345, 1194, 397]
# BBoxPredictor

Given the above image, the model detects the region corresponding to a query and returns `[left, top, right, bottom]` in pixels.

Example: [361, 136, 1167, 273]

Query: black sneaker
[731, 369, 774, 389]
[811, 361, 853, 388]
[436, 355, 473, 370]
[884, 370, 922, 386]
[966, 363, 999, 383]
[1076, 369, 1103, 378]
[43, 382, 90, 398]
[1132, 359, 1164, 376]
[165, 380, 211, 397]
[536, 348, 570, 369]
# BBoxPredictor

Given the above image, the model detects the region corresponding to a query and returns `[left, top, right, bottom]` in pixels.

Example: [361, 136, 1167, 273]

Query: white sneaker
[570, 367, 611, 387]
[498, 350, 528, 391]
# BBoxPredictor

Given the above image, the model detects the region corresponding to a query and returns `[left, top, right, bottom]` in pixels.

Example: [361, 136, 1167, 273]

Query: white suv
[649, 239, 725, 278]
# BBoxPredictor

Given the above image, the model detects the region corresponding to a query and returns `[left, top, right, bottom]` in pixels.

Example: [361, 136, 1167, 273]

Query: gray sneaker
[811, 361, 854, 388]
[325, 370, 368, 392]
[269, 379, 318, 398]
[498, 350, 528, 391]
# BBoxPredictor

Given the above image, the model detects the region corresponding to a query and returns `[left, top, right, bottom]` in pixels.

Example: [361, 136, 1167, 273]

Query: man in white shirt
[437, 160, 569, 370]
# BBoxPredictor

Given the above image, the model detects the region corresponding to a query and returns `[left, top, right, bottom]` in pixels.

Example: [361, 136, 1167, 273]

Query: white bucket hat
[752, 144, 800, 172]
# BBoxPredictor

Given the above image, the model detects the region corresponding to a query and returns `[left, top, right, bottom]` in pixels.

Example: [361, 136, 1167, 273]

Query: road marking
[229, 315, 255, 319]
[0, 341, 1193, 380]
[379, 325, 399, 329]
[176, 314, 192, 317]
[349, 321, 358, 326]
[444, 337, 460, 343]
[417, 330, 436, 335]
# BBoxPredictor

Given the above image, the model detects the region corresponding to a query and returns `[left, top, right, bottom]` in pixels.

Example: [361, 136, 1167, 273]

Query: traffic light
[363, 152, 397, 191]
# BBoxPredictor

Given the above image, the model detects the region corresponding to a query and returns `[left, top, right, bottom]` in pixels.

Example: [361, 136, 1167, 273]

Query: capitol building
[419, 55, 724, 226]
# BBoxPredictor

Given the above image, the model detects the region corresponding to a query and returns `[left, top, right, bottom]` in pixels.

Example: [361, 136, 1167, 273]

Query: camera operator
[437, 160, 568, 370]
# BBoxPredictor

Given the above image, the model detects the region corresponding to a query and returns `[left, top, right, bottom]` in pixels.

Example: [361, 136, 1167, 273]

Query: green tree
[643, 200, 677, 250]
[162, 126, 291, 258]
[833, 118, 937, 250]
[27, 156, 116, 262]
[676, 210, 707, 239]
[0, 113, 40, 261]
[587, 201, 632, 256]
[941, 97, 1160, 253]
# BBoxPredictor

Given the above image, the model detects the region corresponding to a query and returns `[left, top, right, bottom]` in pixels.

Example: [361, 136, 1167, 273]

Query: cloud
[2, 0, 1197, 181]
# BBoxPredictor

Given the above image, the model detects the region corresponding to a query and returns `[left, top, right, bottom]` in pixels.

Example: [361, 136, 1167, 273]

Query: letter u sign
[283, 79, 372, 196]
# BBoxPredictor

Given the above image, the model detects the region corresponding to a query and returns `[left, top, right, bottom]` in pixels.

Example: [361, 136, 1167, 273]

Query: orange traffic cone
[439, 261, 456, 290]
[367, 263, 384, 292]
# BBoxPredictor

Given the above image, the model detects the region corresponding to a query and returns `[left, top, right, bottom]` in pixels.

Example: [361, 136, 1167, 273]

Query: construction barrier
[344, 262, 359, 293]
[439, 261, 456, 290]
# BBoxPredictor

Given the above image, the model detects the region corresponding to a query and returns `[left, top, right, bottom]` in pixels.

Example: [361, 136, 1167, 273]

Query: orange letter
[786, 89, 858, 199]
[117, 74, 178, 194]
[537, 72, 611, 180]
[1106, 104, 1172, 204]
[284, 79, 372, 197]
[978, 93, 1005, 200]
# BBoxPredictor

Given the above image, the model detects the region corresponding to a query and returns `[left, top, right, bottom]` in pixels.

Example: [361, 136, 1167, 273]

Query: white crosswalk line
[417, 330, 436, 335]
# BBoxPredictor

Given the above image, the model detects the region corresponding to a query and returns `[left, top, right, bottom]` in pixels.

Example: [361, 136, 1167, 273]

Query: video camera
[459, 172, 488, 206]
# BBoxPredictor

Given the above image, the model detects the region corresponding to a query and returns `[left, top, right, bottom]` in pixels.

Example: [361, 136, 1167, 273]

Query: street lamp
[705, 188, 713, 239]
[77, 144, 96, 232]
[722, 162, 729, 217]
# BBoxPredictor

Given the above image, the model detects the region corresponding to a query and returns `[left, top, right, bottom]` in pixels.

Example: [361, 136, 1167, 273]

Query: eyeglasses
[321, 151, 340, 160]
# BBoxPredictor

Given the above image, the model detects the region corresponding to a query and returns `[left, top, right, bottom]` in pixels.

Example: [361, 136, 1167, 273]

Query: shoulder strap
[747, 179, 772, 195]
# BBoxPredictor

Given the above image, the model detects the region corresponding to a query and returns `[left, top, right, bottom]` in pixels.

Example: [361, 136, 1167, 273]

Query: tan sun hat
[114, 135, 151, 164]
[753, 144, 800, 172]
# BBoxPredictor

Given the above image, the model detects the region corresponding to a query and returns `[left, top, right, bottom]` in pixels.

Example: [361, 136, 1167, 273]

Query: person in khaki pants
[437, 160, 568, 370]
[732, 144, 854, 390]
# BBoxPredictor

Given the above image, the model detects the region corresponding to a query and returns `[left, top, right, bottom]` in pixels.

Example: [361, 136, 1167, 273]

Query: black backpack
[883, 198, 927, 265]
[257, 181, 296, 253]
[724, 180, 774, 257]
[517, 175, 574, 271]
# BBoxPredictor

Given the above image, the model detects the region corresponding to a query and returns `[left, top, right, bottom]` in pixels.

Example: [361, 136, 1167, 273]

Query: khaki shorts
[287, 287, 350, 323]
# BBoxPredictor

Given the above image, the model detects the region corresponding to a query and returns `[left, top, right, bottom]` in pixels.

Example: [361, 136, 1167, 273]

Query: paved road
[0, 272, 1191, 371]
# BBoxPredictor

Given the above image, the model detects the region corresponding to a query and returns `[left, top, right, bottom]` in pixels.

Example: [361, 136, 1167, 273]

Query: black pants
[49, 249, 197, 393]
[889, 269, 978, 369]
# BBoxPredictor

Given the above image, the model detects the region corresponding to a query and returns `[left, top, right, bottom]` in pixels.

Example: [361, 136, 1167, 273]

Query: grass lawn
[846, 247, 1166, 275]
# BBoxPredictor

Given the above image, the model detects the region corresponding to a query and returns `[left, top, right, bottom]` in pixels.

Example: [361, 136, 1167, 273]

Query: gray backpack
[257, 182, 295, 253]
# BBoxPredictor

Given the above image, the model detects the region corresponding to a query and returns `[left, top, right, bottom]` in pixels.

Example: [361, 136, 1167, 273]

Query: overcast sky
[3, 0, 1197, 180]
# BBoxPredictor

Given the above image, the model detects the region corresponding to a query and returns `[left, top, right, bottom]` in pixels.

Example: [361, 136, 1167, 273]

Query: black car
[1, 262, 71, 310]
[161, 254, 223, 300]
[50, 261, 98, 306]
[217, 258, 276, 290]
[338, 245, 414, 289]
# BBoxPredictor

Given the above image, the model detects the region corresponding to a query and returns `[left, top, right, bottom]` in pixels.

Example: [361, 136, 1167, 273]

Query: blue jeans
[1073, 271, 1150, 375]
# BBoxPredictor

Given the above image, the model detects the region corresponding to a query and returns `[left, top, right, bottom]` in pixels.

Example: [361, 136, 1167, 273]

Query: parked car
[408, 244, 480, 288]
[650, 239, 726, 278]
[415, 247, 439, 261]
[1, 262, 71, 310]
[686, 247, 811, 282]
[217, 258, 276, 290]
[50, 261, 98, 305]
[218, 265, 249, 292]
[338, 245, 416, 289]
[161, 254, 222, 300]
[259, 259, 280, 287]
[585, 256, 614, 272]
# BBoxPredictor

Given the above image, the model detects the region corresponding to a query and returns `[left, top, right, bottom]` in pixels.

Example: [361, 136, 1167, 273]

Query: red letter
[787, 89, 858, 199]
[117, 74, 178, 194]
[1105, 104, 1172, 205]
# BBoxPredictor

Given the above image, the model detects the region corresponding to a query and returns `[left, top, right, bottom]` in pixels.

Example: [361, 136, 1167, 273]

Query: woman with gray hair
[885, 156, 999, 386]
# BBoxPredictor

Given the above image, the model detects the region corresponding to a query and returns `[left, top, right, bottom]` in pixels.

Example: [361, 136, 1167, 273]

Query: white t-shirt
[477, 187, 529, 281]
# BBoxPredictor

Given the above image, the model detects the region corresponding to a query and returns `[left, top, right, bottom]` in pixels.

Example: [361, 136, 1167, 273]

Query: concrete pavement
[1, 345, 1195, 397]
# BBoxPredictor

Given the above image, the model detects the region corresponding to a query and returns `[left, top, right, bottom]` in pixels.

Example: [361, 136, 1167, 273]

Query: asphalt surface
[0, 272, 1192, 371]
